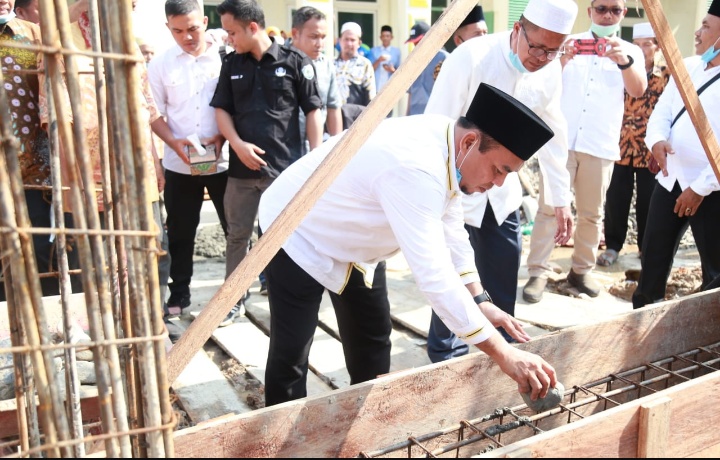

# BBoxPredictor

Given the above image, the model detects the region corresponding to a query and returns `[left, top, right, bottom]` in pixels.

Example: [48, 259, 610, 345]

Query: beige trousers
[527, 150, 615, 278]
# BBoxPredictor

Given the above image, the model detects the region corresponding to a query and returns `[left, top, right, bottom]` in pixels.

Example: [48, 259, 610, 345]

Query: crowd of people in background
[2, 0, 720, 406]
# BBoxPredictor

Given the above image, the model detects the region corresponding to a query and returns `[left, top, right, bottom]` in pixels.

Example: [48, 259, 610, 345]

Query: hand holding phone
[574, 38, 610, 56]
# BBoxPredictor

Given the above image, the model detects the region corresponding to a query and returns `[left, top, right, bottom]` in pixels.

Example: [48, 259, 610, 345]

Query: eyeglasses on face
[520, 24, 565, 61]
[592, 5, 625, 16]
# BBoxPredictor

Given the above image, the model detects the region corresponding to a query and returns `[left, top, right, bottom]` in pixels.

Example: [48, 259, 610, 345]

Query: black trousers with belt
[264, 249, 391, 406]
[632, 182, 720, 309]
[164, 169, 228, 299]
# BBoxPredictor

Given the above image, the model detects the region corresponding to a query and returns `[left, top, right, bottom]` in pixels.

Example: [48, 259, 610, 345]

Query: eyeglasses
[592, 5, 625, 16]
[520, 25, 565, 61]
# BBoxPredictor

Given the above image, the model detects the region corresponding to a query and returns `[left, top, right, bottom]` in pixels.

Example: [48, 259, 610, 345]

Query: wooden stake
[637, 397, 671, 458]
[641, 0, 720, 182]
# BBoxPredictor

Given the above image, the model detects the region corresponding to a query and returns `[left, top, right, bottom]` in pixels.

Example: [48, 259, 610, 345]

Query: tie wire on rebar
[358, 341, 720, 458]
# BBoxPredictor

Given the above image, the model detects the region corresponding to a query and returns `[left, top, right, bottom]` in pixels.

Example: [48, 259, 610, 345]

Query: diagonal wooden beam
[166, 0, 481, 383]
[641, 0, 720, 182]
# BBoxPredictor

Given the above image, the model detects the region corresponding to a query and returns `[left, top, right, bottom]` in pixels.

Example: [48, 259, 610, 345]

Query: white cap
[341, 22, 362, 38]
[633, 22, 655, 39]
[523, 0, 578, 35]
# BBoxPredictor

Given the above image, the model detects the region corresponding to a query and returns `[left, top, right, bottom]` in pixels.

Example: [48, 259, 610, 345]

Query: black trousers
[0, 190, 82, 301]
[164, 170, 228, 298]
[632, 182, 720, 309]
[264, 249, 391, 406]
[603, 164, 656, 252]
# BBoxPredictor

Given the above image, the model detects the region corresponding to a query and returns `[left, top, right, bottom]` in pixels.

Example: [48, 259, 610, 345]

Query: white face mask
[0, 12, 16, 25]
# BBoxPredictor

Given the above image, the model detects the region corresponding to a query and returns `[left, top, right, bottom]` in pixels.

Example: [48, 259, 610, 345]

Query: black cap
[381, 25, 393, 34]
[459, 5, 485, 28]
[465, 83, 554, 161]
[405, 21, 430, 44]
[710, 0, 720, 17]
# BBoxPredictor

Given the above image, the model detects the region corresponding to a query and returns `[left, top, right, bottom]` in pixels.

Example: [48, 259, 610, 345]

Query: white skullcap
[341, 22, 362, 38]
[523, 0, 578, 35]
[633, 22, 655, 39]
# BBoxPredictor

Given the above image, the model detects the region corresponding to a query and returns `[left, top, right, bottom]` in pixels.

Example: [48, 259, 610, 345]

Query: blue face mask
[455, 138, 479, 185]
[0, 12, 16, 24]
[508, 29, 529, 74]
[590, 22, 619, 38]
[701, 38, 720, 65]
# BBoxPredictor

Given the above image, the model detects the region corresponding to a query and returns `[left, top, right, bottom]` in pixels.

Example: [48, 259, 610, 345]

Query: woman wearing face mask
[524, 0, 647, 302]
[632, 0, 720, 310]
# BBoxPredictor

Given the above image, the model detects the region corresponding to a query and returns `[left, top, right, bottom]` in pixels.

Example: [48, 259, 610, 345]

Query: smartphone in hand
[574, 38, 610, 56]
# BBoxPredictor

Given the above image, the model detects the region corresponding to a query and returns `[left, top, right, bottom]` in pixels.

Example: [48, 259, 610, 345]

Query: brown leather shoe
[523, 276, 547, 304]
[567, 269, 601, 297]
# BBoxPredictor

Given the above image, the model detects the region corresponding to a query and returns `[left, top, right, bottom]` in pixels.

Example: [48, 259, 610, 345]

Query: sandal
[596, 249, 619, 267]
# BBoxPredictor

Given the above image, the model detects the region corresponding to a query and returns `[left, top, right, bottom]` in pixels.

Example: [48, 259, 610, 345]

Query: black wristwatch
[617, 55, 634, 70]
[473, 291, 493, 304]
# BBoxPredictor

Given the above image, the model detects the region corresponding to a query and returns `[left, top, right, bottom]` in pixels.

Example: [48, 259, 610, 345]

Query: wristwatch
[617, 55, 634, 70]
[473, 291, 493, 305]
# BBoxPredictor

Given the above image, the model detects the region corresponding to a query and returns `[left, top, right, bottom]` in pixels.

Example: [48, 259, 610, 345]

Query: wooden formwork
[168, 289, 720, 458]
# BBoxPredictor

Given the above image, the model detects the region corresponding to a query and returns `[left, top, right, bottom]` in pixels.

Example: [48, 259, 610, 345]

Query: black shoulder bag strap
[670, 71, 720, 128]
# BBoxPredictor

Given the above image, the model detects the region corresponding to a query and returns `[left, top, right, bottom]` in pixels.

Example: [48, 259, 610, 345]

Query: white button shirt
[259, 115, 495, 345]
[425, 31, 571, 227]
[645, 56, 720, 196]
[147, 41, 229, 175]
[562, 31, 645, 161]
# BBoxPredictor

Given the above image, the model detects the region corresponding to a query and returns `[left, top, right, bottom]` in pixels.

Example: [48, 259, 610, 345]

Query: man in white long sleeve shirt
[258, 84, 557, 407]
[424, 0, 576, 362]
[632, 2, 720, 308]
[525, 0, 647, 301]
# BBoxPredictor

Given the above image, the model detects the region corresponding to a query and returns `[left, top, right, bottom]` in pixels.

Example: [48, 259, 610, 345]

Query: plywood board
[173, 291, 720, 457]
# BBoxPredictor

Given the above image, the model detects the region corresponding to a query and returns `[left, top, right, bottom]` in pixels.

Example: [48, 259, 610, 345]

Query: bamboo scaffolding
[0, 0, 175, 456]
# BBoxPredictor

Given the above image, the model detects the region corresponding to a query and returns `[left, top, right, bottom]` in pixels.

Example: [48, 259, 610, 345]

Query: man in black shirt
[211, 0, 322, 326]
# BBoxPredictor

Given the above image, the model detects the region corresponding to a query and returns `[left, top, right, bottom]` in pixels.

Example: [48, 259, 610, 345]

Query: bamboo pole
[108, 0, 167, 454]
[640, 0, 720, 182]
[115, 0, 174, 453]
[37, 0, 121, 455]
[4, 274, 33, 455]
[51, 0, 136, 452]
[0, 72, 63, 458]
[167, 0, 481, 382]
[45, 71, 85, 457]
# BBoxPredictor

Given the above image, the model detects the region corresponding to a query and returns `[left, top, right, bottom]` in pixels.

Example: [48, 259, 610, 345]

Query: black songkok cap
[381, 25, 393, 34]
[466, 83, 554, 161]
[459, 5, 485, 28]
[710, 0, 720, 17]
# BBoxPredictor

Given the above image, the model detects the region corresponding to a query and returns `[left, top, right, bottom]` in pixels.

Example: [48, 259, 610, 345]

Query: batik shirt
[1, 18, 51, 187]
[618, 63, 670, 168]
[334, 54, 375, 106]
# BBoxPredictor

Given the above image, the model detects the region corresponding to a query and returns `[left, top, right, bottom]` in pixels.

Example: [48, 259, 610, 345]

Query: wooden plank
[317, 297, 432, 373]
[483, 372, 719, 458]
[173, 291, 720, 457]
[638, 397, 671, 458]
[210, 320, 334, 397]
[0, 388, 100, 439]
[171, 348, 252, 423]
[243, 298, 351, 389]
[166, 0, 485, 384]
[641, 0, 720, 181]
